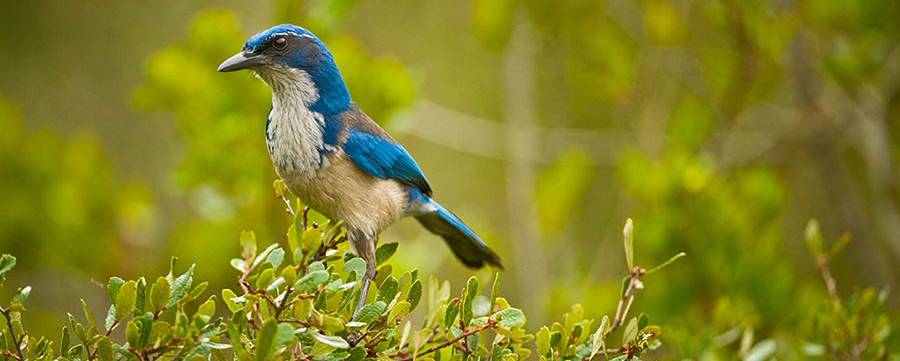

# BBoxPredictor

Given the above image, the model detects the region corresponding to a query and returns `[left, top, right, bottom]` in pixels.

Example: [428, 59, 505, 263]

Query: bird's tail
[414, 199, 503, 269]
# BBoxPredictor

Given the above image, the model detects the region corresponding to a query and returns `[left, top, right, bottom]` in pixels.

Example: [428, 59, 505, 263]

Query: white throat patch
[258, 67, 334, 174]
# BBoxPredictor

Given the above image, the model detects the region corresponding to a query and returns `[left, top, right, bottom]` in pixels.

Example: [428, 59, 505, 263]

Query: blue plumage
[219, 24, 503, 314]
[343, 128, 432, 196]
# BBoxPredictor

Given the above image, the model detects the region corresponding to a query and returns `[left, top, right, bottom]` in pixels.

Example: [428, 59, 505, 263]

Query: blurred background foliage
[1, 0, 899, 359]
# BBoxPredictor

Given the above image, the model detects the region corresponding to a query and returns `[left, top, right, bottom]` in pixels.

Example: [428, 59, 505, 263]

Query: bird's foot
[352, 277, 371, 318]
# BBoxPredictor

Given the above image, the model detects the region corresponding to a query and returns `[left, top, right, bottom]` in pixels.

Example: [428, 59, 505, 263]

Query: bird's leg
[349, 229, 377, 317]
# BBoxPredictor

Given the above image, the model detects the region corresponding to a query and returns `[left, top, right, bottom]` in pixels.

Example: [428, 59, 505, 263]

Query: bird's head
[218, 24, 350, 111]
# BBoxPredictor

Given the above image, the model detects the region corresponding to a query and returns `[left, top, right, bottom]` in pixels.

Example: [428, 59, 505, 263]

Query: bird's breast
[277, 151, 410, 236]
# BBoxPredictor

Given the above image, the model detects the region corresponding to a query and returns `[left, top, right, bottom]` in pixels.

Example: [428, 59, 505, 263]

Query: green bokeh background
[1, 0, 899, 359]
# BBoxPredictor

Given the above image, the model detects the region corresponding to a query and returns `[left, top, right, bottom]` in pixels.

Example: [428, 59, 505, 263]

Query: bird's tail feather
[415, 200, 503, 269]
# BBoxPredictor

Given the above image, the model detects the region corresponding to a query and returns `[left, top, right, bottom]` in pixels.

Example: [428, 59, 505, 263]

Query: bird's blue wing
[343, 128, 432, 196]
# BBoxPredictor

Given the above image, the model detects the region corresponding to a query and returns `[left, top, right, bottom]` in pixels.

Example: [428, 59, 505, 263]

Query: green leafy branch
[529, 218, 685, 361]
[0, 187, 688, 361]
[802, 220, 892, 361]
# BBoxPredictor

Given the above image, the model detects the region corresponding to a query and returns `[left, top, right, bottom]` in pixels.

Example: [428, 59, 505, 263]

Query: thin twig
[581, 346, 627, 361]
[394, 324, 491, 361]
[301, 207, 309, 229]
[0, 307, 25, 360]
[610, 267, 645, 332]
[0, 307, 25, 361]
[1, 350, 22, 361]
[816, 255, 841, 308]
[278, 195, 296, 217]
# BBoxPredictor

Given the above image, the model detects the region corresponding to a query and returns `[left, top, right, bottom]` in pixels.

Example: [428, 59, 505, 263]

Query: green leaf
[295, 270, 329, 291]
[115, 280, 137, 321]
[198, 296, 217, 318]
[280, 266, 298, 286]
[590, 316, 609, 359]
[302, 227, 322, 252]
[80, 299, 99, 332]
[67, 344, 84, 359]
[445, 298, 460, 328]
[184, 281, 208, 303]
[68, 313, 86, 341]
[276, 323, 295, 346]
[0, 254, 16, 276]
[310, 332, 349, 349]
[107, 277, 125, 304]
[226, 313, 244, 353]
[140, 312, 153, 348]
[491, 307, 525, 328]
[150, 277, 171, 312]
[376, 276, 399, 303]
[256, 268, 274, 290]
[105, 304, 115, 330]
[308, 261, 326, 273]
[319, 315, 345, 332]
[255, 319, 278, 361]
[135, 277, 147, 313]
[125, 320, 140, 346]
[230, 258, 246, 271]
[11, 286, 30, 304]
[346, 346, 366, 361]
[251, 244, 280, 271]
[273, 179, 287, 197]
[375, 242, 399, 265]
[287, 225, 300, 254]
[804, 219, 824, 256]
[829, 232, 851, 259]
[490, 273, 500, 314]
[473, 295, 490, 317]
[407, 279, 423, 311]
[241, 230, 257, 259]
[461, 276, 479, 326]
[644, 252, 686, 275]
[352, 301, 386, 324]
[343, 258, 367, 280]
[563, 304, 584, 331]
[168, 264, 195, 307]
[623, 218, 634, 269]
[745, 339, 777, 361]
[536, 326, 551, 356]
[637, 313, 648, 330]
[0, 254, 13, 286]
[265, 248, 285, 269]
[620, 276, 631, 298]
[60, 325, 70, 352]
[97, 336, 114, 361]
[222, 289, 242, 313]
[622, 317, 638, 344]
[388, 300, 411, 321]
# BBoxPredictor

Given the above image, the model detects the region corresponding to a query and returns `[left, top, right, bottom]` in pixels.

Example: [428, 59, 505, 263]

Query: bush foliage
[0, 185, 685, 361]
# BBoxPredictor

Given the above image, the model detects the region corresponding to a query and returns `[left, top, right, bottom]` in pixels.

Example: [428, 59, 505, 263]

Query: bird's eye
[273, 36, 288, 50]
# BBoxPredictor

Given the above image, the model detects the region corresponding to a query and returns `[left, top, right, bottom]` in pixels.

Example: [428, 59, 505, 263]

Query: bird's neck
[262, 67, 347, 173]
[260, 66, 351, 115]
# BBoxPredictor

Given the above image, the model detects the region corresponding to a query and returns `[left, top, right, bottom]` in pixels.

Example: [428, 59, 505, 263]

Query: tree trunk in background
[505, 10, 547, 322]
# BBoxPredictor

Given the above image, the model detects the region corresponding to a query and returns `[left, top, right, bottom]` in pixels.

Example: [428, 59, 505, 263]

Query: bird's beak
[217, 52, 267, 72]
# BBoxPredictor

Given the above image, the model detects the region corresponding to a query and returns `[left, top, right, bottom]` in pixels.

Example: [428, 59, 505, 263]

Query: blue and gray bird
[218, 24, 502, 312]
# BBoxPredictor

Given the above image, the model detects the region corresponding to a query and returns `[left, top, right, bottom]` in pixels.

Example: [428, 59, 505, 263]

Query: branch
[277, 194, 295, 217]
[2, 350, 22, 361]
[0, 307, 24, 361]
[394, 324, 491, 361]
[610, 267, 645, 332]
[815, 255, 841, 308]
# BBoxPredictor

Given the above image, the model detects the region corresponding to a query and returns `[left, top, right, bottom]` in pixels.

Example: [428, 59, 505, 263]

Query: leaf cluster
[0, 193, 686, 361]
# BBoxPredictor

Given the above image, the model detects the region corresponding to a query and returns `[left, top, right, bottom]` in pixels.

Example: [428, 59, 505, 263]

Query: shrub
[0, 185, 682, 361]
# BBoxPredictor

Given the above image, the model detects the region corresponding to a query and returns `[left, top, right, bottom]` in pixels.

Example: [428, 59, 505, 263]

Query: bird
[218, 24, 502, 314]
